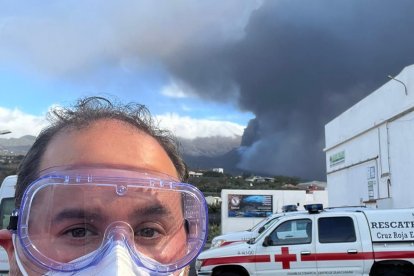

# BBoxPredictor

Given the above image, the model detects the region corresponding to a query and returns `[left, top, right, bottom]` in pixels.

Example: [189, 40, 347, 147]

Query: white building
[296, 181, 327, 190]
[245, 176, 274, 183]
[205, 196, 222, 206]
[325, 64, 414, 209]
[188, 171, 203, 177]
[212, 168, 224, 174]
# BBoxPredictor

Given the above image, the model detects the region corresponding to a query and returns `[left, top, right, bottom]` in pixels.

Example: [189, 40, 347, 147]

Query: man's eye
[63, 227, 96, 238]
[71, 228, 87, 238]
[136, 228, 161, 239]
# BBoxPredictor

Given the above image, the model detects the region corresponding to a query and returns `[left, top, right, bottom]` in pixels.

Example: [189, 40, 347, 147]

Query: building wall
[325, 64, 414, 208]
[387, 111, 414, 207]
[326, 128, 382, 206]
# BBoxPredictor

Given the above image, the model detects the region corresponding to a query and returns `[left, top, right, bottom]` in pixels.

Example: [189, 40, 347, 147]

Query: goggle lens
[17, 169, 208, 273]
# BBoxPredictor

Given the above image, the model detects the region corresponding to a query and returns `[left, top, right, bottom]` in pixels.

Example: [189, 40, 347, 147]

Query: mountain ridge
[0, 135, 242, 172]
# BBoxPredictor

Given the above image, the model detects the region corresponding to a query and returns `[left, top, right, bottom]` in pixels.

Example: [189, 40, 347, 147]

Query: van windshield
[0, 197, 15, 229]
[247, 217, 281, 244]
[249, 217, 269, 232]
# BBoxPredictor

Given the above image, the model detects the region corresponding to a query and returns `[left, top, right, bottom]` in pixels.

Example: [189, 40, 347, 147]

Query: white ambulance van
[196, 204, 414, 276]
[211, 206, 299, 249]
[0, 175, 16, 274]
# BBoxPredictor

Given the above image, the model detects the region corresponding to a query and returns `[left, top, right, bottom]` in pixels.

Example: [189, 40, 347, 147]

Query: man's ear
[0, 229, 22, 276]
[0, 229, 14, 256]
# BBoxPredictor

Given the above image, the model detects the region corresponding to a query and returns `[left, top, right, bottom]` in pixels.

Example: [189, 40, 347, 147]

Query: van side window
[318, 216, 356, 243]
[269, 219, 312, 245]
[0, 197, 15, 229]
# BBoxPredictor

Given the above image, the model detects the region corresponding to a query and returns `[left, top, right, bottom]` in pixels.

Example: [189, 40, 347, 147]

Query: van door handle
[347, 249, 358, 254]
[301, 251, 311, 255]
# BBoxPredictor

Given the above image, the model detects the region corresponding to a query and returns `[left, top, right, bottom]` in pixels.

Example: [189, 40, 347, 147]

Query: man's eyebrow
[52, 208, 104, 224]
[129, 204, 172, 219]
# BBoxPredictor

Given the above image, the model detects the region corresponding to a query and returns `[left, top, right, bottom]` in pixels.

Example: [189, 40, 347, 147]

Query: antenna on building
[388, 75, 408, 95]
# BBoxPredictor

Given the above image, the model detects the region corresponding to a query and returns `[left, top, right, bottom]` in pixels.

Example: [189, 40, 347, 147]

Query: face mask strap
[7, 209, 19, 232]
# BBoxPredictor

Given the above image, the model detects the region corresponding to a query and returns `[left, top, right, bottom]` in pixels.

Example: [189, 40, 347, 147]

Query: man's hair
[15, 96, 188, 207]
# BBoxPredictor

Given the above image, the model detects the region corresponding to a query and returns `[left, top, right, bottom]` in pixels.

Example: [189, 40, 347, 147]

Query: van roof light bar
[282, 204, 298, 212]
[304, 204, 323, 214]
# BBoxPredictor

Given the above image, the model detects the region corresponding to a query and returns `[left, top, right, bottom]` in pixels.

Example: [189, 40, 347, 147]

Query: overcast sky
[1, 0, 414, 180]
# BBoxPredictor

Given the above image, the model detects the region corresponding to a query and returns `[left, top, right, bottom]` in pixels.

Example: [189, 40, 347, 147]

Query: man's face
[13, 119, 187, 275]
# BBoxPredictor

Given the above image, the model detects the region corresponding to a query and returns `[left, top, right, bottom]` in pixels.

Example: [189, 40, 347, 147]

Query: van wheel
[217, 273, 243, 276]
[373, 267, 411, 276]
[383, 271, 407, 276]
[213, 265, 249, 276]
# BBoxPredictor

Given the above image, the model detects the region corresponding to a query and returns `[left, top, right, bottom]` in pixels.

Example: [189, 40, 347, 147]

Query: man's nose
[104, 221, 135, 242]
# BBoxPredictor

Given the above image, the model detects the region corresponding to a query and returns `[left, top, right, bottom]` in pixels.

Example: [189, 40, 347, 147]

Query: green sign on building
[330, 151, 345, 166]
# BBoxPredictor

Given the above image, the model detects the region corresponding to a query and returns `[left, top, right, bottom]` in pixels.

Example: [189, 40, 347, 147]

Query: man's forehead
[39, 119, 179, 178]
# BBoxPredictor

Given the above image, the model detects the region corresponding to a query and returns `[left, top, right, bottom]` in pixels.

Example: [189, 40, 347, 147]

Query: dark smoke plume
[165, 0, 414, 180]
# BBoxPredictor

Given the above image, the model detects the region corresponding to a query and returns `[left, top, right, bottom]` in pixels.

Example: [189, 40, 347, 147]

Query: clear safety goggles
[12, 167, 208, 274]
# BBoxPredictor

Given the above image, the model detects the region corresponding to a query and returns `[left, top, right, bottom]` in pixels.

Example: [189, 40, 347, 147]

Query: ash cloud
[165, 0, 414, 180]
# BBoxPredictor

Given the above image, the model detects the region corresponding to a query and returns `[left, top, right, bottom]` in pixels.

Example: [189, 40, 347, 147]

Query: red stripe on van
[302, 251, 414, 261]
[201, 251, 414, 268]
[301, 252, 373, 261]
[202, 255, 271, 266]
[374, 251, 414, 259]
[221, 241, 242, 246]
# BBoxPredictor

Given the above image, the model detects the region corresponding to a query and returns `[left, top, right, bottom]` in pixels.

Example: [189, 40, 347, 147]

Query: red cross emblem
[274, 247, 297, 269]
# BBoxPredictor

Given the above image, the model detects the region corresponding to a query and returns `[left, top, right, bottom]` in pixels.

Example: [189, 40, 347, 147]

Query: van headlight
[195, 259, 203, 271]
[211, 239, 225, 248]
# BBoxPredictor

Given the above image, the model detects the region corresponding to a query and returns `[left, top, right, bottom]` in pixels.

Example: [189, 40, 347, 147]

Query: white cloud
[156, 113, 245, 139]
[0, 107, 49, 138]
[161, 82, 189, 98]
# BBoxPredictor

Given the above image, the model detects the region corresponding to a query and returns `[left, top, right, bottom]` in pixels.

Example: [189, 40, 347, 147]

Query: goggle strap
[184, 219, 189, 234]
[7, 209, 19, 231]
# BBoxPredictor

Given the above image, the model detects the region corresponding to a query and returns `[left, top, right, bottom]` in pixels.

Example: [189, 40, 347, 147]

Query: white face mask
[13, 235, 186, 276]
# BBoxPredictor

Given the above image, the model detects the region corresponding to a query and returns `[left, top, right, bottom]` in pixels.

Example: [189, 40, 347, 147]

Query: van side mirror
[262, 236, 272, 247]
[247, 238, 255, 244]
[258, 226, 265, 234]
